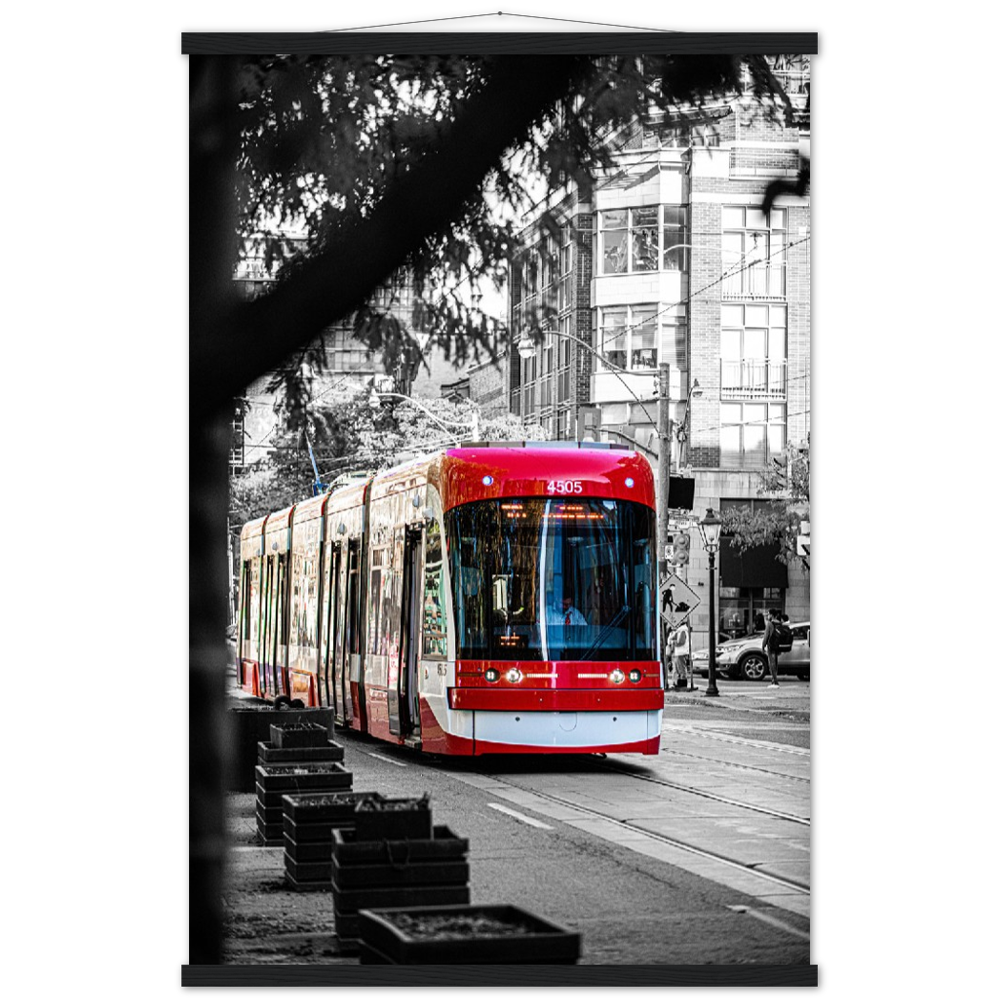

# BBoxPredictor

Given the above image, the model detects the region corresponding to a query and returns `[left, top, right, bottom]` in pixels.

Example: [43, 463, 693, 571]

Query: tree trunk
[189, 55, 239, 965]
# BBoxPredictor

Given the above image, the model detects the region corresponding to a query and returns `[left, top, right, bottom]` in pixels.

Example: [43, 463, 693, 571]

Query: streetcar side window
[248, 556, 261, 655]
[346, 539, 361, 656]
[275, 553, 288, 666]
[369, 545, 386, 655]
[421, 518, 447, 658]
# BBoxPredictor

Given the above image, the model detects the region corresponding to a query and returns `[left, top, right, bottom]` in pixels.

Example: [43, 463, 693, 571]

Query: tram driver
[546, 593, 588, 626]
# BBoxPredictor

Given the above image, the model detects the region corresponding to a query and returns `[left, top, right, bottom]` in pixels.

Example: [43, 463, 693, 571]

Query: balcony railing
[720, 360, 787, 400]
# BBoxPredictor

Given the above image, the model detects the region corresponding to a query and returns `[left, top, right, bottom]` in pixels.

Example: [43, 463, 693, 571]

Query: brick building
[502, 85, 811, 643]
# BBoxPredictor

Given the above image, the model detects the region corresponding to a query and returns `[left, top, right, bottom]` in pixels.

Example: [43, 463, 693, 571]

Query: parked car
[691, 622, 810, 681]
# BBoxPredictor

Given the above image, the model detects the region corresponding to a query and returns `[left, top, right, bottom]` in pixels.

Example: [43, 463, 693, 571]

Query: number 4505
[546, 480, 583, 494]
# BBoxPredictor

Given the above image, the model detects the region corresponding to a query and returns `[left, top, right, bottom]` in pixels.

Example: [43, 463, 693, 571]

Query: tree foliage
[233, 54, 800, 435]
[229, 388, 547, 525]
[720, 440, 810, 571]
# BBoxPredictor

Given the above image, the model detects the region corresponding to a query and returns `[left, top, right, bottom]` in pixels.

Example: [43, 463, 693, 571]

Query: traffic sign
[659, 573, 700, 628]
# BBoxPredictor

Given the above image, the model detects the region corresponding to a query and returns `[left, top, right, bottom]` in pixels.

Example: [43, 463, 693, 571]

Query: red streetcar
[236, 443, 663, 755]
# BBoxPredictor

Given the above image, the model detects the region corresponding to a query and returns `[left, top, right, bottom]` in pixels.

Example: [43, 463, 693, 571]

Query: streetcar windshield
[445, 498, 656, 662]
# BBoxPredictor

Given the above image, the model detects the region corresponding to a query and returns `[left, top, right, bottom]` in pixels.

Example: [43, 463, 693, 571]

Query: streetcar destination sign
[659, 573, 701, 628]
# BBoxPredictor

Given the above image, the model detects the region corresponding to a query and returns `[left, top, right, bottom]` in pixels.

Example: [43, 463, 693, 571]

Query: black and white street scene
[190, 44, 813, 976]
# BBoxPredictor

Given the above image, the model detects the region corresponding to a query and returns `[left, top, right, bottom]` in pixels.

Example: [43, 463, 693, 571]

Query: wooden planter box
[226, 706, 334, 792]
[333, 825, 468, 866]
[353, 796, 433, 842]
[331, 856, 469, 890]
[357, 904, 581, 965]
[255, 763, 353, 794]
[283, 857, 334, 885]
[333, 885, 470, 955]
[255, 766, 353, 849]
[270, 722, 330, 749]
[255, 806, 284, 847]
[257, 740, 345, 765]
[283, 836, 331, 863]
[284, 792, 382, 824]
[331, 825, 470, 905]
[280, 792, 382, 892]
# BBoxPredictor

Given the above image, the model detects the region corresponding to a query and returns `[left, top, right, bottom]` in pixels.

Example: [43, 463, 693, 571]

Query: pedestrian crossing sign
[659, 573, 700, 628]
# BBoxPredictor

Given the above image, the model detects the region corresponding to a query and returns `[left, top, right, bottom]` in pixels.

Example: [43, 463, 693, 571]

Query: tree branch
[192, 55, 591, 420]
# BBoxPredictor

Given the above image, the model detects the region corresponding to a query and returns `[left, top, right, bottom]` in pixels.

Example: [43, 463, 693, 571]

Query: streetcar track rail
[486, 779, 810, 895]
[592, 760, 810, 826]
[656, 747, 811, 783]
[661, 724, 811, 756]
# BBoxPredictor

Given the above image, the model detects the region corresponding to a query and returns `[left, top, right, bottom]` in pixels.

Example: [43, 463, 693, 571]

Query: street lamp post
[698, 507, 723, 698]
[656, 363, 672, 693]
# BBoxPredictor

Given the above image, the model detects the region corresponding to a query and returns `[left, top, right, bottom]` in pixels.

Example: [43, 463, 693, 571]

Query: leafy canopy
[235, 54, 798, 387]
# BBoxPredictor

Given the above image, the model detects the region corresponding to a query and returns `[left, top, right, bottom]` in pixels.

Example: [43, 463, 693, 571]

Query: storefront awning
[720, 538, 788, 589]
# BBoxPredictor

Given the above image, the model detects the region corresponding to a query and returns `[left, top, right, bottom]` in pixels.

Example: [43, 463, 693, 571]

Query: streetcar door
[320, 541, 341, 712]
[334, 541, 351, 726]
[344, 538, 363, 729]
[391, 525, 423, 738]
[273, 553, 289, 697]
[261, 554, 275, 698]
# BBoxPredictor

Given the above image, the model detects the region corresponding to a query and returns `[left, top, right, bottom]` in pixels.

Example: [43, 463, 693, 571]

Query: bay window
[598, 206, 688, 275]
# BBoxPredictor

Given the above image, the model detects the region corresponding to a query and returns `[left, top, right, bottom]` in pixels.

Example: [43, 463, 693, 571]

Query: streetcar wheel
[739, 653, 767, 682]
[273, 695, 292, 709]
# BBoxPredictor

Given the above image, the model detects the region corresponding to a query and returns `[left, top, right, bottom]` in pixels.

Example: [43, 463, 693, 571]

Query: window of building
[720, 303, 787, 398]
[721, 206, 786, 298]
[720, 401, 786, 467]
[598, 206, 688, 275]
[718, 587, 784, 639]
[555, 409, 568, 440]
[662, 206, 687, 270]
[560, 236, 573, 276]
[598, 304, 660, 371]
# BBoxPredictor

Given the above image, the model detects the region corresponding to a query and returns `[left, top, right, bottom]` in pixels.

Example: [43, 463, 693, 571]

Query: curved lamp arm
[371, 391, 481, 440]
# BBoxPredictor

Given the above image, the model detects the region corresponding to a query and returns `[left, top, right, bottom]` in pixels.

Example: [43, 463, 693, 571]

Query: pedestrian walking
[762, 609, 781, 686]
[672, 620, 691, 690]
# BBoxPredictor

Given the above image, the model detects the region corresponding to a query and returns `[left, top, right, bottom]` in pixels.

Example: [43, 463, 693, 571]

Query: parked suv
[692, 622, 810, 681]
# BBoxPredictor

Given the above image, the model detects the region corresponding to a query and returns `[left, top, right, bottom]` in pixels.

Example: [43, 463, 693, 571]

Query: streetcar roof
[436, 443, 655, 511]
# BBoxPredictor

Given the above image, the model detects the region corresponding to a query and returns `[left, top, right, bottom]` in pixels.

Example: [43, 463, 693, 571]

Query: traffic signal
[673, 532, 691, 566]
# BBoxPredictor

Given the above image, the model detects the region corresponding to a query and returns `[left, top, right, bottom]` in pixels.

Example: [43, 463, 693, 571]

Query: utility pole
[657, 362, 671, 578]
[658, 362, 671, 691]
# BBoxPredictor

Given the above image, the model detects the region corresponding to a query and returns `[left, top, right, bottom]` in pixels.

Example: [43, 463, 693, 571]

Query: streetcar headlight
[609, 669, 625, 684]
[484, 668, 500, 683]
[505, 668, 523, 684]
[628, 669, 641, 683]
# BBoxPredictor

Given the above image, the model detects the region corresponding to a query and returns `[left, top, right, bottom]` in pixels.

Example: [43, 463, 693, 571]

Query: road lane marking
[487, 803, 554, 830]
[366, 752, 408, 767]
[726, 904, 810, 941]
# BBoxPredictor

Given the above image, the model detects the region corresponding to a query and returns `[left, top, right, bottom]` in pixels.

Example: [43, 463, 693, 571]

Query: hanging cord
[326, 11, 677, 33]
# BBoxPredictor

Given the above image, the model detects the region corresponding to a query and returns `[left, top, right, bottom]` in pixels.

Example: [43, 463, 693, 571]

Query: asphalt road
[224, 682, 811, 967]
